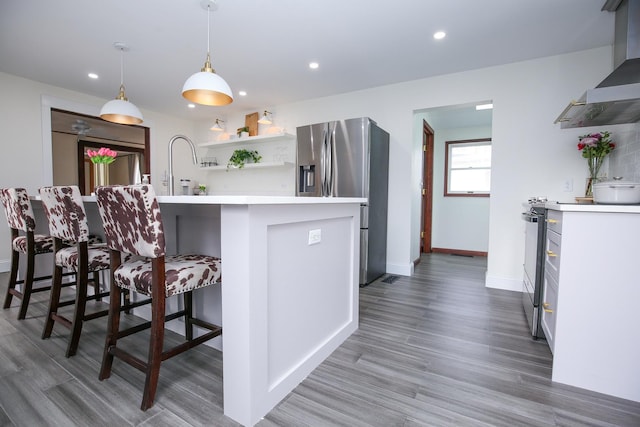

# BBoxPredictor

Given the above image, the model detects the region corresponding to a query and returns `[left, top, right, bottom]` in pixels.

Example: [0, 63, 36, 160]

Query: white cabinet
[541, 210, 562, 353]
[540, 268, 558, 352]
[198, 133, 297, 196]
[544, 207, 640, 403]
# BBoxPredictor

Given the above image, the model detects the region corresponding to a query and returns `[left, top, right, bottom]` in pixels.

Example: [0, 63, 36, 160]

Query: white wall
[214, 46, 624, 287]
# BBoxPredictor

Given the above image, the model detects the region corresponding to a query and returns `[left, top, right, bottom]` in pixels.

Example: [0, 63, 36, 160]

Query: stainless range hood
[555, 0, 640, 128]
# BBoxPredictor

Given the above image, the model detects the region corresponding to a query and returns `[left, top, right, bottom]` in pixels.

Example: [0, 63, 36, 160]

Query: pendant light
[182, 0, 233, 106]
[100, 42, 144, 125]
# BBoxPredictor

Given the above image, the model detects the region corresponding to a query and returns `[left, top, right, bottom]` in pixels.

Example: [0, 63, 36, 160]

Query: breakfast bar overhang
[152, 195, 363, 426]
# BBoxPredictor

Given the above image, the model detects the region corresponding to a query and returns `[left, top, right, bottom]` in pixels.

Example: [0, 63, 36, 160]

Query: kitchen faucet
[167, 135, 198, 196]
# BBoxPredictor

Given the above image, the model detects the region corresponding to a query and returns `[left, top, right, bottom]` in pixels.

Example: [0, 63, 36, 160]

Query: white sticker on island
[308, 229, 322, 245]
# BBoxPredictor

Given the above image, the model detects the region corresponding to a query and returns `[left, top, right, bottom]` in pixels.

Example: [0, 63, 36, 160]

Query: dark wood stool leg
[99, 280, 121, 381]
[66, 261, 89, 358]
[123, 289, 131, 314]
[17, 246, 36, 320]
[42, 264, 63, 339]
[3, 248, 19, 310]
[93, 271, 101, 302]
[141, 264, 166, 411]
[141, 295, 165, 409]
[184, 291, 193, 341]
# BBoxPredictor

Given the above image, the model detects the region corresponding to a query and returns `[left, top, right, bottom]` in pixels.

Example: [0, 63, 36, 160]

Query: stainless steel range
[521, 198, 548, 339]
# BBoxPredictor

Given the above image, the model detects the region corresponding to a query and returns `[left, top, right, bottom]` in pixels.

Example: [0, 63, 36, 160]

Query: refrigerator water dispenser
[299, 165, 316, 194]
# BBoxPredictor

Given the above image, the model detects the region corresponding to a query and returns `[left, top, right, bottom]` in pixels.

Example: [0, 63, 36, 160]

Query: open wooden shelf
[200, 161, 294, 171]
[198, 132, 295, 148]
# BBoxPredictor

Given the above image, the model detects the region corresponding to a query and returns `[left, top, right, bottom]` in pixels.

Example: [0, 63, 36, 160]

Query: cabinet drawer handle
[546, 219, 558, 224]
[543, 303, 553, 313]
[546, 250, 557, 257]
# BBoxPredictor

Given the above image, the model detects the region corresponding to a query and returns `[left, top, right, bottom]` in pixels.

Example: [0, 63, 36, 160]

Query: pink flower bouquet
[87, 147, 118, 164]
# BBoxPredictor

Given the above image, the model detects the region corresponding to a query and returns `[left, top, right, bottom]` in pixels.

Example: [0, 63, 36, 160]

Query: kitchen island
[36, 194, 364, 426]
[543, 202, 640, 403]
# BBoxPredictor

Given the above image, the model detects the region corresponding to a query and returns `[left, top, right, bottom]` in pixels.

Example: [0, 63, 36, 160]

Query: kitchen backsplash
[608, 123, 640, 183]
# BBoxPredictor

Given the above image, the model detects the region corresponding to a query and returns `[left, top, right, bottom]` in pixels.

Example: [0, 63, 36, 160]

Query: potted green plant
[227, 149, 262, 169]
[237, 126, 250, 138]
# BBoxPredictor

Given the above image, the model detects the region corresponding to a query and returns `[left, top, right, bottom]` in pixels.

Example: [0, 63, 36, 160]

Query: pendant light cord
[120, 48, 124, 86]
[207, 4, 211, 56]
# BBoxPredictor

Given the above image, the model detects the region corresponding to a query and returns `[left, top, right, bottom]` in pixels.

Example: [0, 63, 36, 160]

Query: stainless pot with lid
[593, 177, 640, 204]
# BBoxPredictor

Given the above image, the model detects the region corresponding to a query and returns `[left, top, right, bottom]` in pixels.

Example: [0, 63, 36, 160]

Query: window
[445, 138, 491, 196]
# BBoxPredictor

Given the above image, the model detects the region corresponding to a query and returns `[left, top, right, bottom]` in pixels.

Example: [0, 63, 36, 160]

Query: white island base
[155, 196, 363, 426]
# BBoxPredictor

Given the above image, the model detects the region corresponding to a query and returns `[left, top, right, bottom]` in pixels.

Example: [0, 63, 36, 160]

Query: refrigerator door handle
[325, 125, 334, 195]
[320, 127, 328, 196]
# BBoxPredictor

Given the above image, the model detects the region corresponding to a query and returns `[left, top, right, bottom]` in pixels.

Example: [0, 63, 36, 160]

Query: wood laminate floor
[0, 254, 638, 426]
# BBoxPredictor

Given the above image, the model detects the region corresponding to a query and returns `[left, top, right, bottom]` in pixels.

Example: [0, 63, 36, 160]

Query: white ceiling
[0, 0, 614, 122]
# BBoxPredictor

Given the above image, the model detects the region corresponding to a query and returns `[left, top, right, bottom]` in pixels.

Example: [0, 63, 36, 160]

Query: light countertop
[34, 195, 366, 205]
[155, 195, 367, 205]
[545, 201, 640, 213]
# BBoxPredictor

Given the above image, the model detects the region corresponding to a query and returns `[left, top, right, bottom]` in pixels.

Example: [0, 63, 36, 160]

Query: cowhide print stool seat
[94, 184, 222, 411]
[0, 188, 56, 320]
[38, 185, 138, 358]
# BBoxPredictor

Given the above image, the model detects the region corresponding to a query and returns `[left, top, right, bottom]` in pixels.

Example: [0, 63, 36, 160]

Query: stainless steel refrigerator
[296, 117, 389, 285]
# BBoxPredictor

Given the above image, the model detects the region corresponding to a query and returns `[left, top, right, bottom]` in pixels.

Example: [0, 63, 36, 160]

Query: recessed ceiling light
[309, 62, 319, 69]
[433, 31, 446, 40]
[88, 72, 99, 79]
[238, 90, 247, 96]
[187, 103, 196, 109]
[475, 103, 493, 110]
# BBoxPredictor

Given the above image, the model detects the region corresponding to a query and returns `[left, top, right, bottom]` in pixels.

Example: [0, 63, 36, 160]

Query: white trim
[485, 274, 521, 291]
[385, 262, 414, 277]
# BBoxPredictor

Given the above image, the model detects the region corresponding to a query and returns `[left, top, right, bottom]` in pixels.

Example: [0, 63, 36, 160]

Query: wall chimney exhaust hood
[555, 0, 640, 128]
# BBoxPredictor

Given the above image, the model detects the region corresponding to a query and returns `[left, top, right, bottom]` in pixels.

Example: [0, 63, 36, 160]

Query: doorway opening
[415, 102, 493, 258]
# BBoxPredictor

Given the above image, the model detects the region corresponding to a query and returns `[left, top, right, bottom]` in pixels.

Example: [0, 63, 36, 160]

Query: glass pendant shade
[100, 84, 143, 125]
[182, 55, 233, 106]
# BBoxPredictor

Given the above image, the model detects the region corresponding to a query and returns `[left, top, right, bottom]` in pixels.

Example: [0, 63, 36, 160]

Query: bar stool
[0, 188, 54, 319]
[94, 184, 222, 410]
[39, 185, 116, 357]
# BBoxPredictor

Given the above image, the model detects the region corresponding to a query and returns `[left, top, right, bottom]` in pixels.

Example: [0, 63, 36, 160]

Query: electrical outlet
[308, 229, 321, 245]
[563, 178, 573, 192]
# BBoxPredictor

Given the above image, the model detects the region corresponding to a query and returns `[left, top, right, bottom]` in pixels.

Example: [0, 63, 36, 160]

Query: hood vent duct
[555, 0, 640, 128]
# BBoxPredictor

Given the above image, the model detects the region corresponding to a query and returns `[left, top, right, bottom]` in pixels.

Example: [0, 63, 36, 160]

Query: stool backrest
[95, 185, 165, 259]
[0, 188, 36, 232]
[39, 186, 90, 244]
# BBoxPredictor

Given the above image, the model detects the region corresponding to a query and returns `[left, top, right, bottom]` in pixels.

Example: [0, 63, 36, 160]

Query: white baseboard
[485, 274, 521, 292]
[385, 262, 414, 277]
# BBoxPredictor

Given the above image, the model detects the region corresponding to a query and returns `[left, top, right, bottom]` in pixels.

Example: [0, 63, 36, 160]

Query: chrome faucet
[168, 135, 198, 196]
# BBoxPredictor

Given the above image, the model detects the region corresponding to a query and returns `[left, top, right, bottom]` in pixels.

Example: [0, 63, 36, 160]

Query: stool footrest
[162, 327, 222, 361]
[50, 313, 72, 329]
